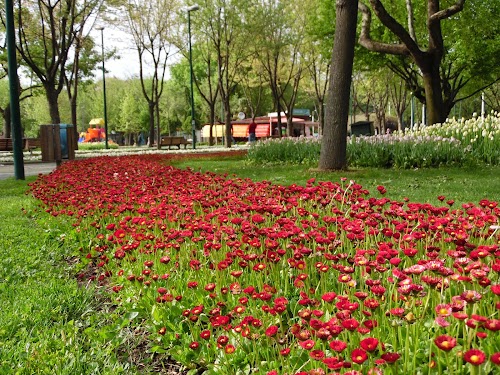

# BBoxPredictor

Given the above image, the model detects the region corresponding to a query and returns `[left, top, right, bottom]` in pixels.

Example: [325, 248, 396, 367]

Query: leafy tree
[318, 0, 358, 171]
[358, 0, 499, 126]
[0, 16, 41, 137]
[14, 0, 102, 124]
[63, 0, 104, 131]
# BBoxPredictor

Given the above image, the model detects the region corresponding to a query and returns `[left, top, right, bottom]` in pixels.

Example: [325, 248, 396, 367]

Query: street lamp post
[187, 4, 199, 149]
[96, 26, 109, 149]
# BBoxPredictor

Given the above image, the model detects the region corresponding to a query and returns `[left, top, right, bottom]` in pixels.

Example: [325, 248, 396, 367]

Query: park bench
[159, 136, 191, 149]
[0, 138, 13, 151]
[24, 138, 41, 153]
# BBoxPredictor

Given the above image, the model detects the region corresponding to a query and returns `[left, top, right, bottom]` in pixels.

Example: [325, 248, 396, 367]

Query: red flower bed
[29, 154, 500, 374]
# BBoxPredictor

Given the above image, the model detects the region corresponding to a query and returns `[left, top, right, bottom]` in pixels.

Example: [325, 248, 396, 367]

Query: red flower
[461, 290, 482, 303]
[351, 348, 368, 364]
[322, 356, 341, 369]
[189, 341, 200, 350]
[265, 325, 279, 337]
[389, 308, 405, 317]
[435, 303, 452, 317]
[360, 337, 379, 352]
[224, 344, 236, 354]
[217, 335, 229, 346]
[380, 352, 401, 363]
[491, 284, 500, 295]
[280, 348, 291, 356]
[299, 339, 315, 350]
[463, 349, 486, 365]
[310, 349, 325, 360]
[370, 285, 386, 296]
[490, 352, 500, 365]
[200, 330, 211, 340]
[321, 292, 337, 303]
[364, 298, 380, 310]
[341, 318, 359, 331]
[434, 335, 457, 351]
[251, 214, 265, 223]
[329, 340, 347, 352]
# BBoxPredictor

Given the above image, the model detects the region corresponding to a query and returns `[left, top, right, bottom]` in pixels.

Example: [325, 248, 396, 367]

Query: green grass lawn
[0, 156, 498, 374]
[0, 178, 131, 374]
[169, 155, 500, 205]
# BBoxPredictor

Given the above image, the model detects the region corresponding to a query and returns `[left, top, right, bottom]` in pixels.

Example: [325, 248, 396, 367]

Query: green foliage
[78, 142, 120, 150]
[247, 137, 321, 165]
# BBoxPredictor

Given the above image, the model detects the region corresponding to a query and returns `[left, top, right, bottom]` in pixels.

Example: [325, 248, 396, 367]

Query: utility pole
[5, 0, 25, 179]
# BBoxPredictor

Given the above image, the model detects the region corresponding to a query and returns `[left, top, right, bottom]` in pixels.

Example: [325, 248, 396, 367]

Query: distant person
[230, 124, 236, 146]
[248, 120, 257, 143]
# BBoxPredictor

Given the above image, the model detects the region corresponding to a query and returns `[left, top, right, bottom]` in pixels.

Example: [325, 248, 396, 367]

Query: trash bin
[40, 124, 77, 162]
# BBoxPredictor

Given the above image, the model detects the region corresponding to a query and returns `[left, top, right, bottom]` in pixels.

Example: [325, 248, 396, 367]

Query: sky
[92, 27, 179, 80]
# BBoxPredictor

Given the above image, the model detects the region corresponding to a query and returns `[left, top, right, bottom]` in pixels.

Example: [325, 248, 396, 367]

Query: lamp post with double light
[95, 26, 109, 149]
[187, 4, 199, 149]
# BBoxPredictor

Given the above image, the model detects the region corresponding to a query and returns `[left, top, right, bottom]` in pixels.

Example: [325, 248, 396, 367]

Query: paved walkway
[0, 162, 57, 180]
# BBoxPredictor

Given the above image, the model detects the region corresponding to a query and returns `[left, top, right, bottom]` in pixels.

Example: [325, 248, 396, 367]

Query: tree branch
[429, 0, 466, 23]
[358, 2, 410, 56]
[406, 0, 417, 42]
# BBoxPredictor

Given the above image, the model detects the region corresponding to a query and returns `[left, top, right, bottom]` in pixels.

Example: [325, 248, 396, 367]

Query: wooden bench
[24, 138, 41, 153]
[0, 138, 13, 151]
[159, 136, 192, 149]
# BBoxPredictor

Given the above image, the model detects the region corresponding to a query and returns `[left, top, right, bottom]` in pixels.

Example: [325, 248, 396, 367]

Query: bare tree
[196, 0, 250, 148]
[318, 0, 358, 171]
[125, 0, 178, 148]
[192, 38, 220, 146]
[252, 0, 308, 137]
[389, 76, 409, 131]
[305, 42, 330, 135]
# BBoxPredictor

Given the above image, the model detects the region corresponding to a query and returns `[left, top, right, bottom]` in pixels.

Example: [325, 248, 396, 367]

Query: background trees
[1, 0, 496, 148]
[124, 0, 179, 147]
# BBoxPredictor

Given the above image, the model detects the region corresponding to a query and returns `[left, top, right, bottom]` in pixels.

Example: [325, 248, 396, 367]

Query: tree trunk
[318, 99, 324, 136]
[3, 106, 11, 138]
[209, 103, 216, 146]
[287, 116, 294, 136]
[155, 101, 161, 150]
[148, 102, 155, 147]
[276, 100, 283, 137]
[224, 97, 232, 148]
[318, 0, 358, 171]
[422, 63, 445, 125]
[46, 86, 61, 124]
